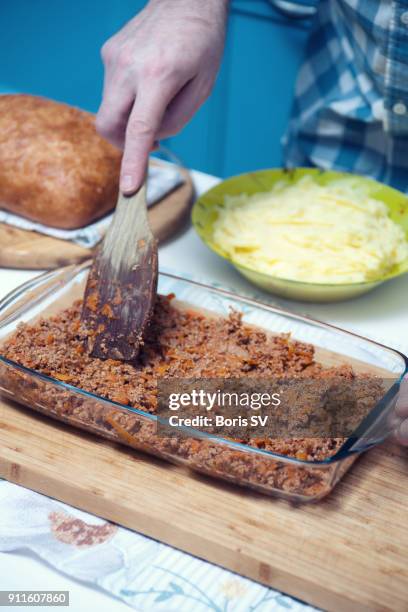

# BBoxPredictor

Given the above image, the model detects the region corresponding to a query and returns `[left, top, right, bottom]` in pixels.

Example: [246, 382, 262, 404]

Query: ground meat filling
[1, 295, 380, 497]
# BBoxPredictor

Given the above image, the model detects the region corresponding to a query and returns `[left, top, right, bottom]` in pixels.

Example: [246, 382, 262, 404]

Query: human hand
[394, 376, 408, 445]
[96, 0, 228, 194]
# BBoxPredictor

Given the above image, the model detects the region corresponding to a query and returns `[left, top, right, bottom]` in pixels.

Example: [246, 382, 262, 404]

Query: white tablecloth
[1, 169, 407, 612]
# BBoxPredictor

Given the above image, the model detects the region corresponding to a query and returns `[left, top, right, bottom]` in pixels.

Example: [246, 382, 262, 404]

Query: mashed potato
[213, 176, 408, 284]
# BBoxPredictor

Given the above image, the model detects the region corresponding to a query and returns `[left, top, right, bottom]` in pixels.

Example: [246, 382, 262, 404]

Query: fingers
[395, 419, 408, 446]
[97, 53, 193, 193]
[395, 376, 408, 418]
[120, 86, 173, 194]
[95, 73, 135, 150]
[393, 376, 408, 445]
[158, 76, 212, 139]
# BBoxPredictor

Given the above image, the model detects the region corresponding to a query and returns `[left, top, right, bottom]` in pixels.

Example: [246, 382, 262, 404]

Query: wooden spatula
[81, 181, 158, 361]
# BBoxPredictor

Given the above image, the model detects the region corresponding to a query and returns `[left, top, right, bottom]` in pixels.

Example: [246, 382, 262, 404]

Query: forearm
[148, 0, 229, 17]
[145, 0, 229, 36]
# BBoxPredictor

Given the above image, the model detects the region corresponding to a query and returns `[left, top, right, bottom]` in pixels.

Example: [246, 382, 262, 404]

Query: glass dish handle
[341, 382, 400, 455]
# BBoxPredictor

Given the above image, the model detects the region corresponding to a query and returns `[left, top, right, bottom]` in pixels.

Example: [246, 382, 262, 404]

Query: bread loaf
[0, 94, 121, 229]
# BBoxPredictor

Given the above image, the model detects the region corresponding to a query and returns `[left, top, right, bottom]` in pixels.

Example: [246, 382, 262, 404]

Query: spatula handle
[101, 181, 153, 272]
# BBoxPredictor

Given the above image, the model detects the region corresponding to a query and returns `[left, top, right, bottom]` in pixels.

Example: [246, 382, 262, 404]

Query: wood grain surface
[0, 397, 407, 612]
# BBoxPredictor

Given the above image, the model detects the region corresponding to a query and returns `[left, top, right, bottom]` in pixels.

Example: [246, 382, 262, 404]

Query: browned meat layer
[1, 295, 381, 466]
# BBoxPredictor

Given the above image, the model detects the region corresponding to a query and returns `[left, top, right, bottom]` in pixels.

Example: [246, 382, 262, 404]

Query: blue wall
[0, 0, 312, 177]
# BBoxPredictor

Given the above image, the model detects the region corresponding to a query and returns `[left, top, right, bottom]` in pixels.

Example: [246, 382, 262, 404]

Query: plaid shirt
[283, 0, 408, 192]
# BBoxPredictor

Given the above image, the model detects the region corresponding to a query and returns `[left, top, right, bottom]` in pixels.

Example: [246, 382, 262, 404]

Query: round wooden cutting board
[0, 165, 194, 270]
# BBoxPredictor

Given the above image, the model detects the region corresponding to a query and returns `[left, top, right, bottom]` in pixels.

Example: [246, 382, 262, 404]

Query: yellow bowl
[192, 168, 408, 302]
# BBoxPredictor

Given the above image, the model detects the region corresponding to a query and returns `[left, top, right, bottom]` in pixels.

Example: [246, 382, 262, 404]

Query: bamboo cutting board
[0, 397, 407, 612]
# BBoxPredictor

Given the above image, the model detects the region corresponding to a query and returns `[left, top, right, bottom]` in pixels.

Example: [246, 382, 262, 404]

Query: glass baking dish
[0, 262, 406, 503]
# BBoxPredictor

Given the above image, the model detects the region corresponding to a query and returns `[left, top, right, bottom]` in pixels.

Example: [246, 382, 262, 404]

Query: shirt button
[401, 11, 408, 25]
[393, 102, 407, 115]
